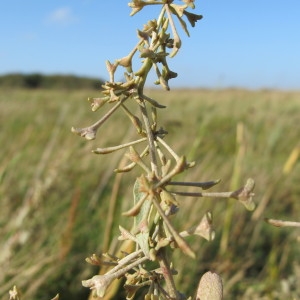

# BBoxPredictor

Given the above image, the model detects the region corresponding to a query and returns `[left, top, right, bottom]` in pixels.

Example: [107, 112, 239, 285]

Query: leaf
[133, 176, 152, 257]
[196, 271, 223, 300]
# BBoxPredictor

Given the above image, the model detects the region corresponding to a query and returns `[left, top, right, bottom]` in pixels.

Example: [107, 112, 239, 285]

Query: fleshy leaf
[133, 176, 152, 257]
[196, 271, 223, 300]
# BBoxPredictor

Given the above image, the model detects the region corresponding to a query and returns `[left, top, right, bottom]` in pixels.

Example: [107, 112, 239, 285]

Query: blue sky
[1, 1, 300, 90]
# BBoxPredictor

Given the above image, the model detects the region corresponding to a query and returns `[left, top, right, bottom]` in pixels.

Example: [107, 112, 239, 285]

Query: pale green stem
[157, 136, 180, 161]
[93, 137, 147, 154]
[139, 101, 159, 177]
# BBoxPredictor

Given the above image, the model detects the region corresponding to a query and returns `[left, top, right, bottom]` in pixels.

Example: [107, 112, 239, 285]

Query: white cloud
[46, 7, 77, 25]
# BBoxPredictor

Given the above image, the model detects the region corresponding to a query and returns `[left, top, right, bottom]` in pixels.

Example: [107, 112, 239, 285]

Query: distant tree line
[0, 73, 104, 89]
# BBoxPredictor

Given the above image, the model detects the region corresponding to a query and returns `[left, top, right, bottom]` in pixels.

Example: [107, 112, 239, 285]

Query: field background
[0, 87, 299, 299]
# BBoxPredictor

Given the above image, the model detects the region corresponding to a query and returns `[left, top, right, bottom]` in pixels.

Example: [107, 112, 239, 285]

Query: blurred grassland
[0, 88, 299, 299]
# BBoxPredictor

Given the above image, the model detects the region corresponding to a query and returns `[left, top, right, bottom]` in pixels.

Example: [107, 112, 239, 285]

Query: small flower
[109, 89, 120, 102]
[128, 0, 147, 16]
[231, 178, 256, 211]
[85, 253, 102, 266]
[71, 126, 96, 140]
[87, 97, 108, 112]
[161, 66, 178, 81]
[181, 0, 195, 9]
[193, 211, 215, 241]
[105, 60, 117, 74]
[117, 54, 134, 73]
[183, 10, 203, 27]
[9, 286, 20, 300]
[170, 4, 187, 17]
[143, 19, 157, 32]
[181, 211, 215, 241]
[105, 60, 118, 82]
[137, 29, 150, 43]
[82, 274, 114, 298]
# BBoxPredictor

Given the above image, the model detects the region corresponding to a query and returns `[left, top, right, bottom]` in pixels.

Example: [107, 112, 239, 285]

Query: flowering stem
[157, 136, 180, 161]
[168, 180, 221, 190]
[106, 249, 144, 276]
[265, 218, 300, 228]
[170, 191, 235, 198]
[139, 101, 159, 177]
[112, 256, 149, 279]
[93, 137, 147, 154]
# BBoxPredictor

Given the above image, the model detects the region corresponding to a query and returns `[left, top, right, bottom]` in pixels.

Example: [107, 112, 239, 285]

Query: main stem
[156, 249, 180, 299]
[139, 101, 159, 177]
[139, 100, 181, 298]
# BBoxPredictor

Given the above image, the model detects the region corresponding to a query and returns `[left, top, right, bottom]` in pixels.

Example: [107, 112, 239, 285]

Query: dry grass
[0, 88, 299, 299]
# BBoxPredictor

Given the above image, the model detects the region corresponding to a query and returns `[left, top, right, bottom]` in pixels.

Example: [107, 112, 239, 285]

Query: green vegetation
[0, 73, 103, 90]
[1, 88, 299, 299]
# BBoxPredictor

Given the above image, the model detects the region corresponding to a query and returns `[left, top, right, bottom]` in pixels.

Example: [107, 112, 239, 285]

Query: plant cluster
[71, 1, 256, 299]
